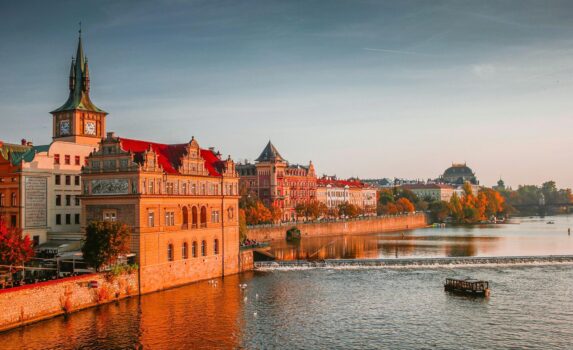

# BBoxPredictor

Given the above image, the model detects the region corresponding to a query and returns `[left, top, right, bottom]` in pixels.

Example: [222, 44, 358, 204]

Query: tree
[378, 189, 395, 206]
[395, 197, 415, 213]
[82, 221, 131, 272]
[429, 201, 450, 222]
[239, 209, 247, 242]
[449, 192, 463, 222]
[245, 201, 272, 225]
[0, 223, 34, 270]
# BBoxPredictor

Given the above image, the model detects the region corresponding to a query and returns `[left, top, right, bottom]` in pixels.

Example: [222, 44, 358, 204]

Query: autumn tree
[395, 197, 415, 213]
[82, 221, 131, 272]
[238, 209, 248, 241]
[245, 202, 272, 225]
[0, 223, 34, 270]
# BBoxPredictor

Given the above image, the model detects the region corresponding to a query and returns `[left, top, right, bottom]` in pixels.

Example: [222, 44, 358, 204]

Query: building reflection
[271, 232, 502, 260]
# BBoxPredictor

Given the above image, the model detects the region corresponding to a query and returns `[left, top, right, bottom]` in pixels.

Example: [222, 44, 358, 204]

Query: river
[1, 215, 572, 349]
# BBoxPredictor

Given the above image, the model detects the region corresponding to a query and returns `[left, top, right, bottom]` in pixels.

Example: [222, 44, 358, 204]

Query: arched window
[11, 193, 17, 207]
[192, 241, 197, 258]
[167, 243, 174, 262]
[214, 239, 219, 255]
[182, 207, 189, 229]
[0, 193, 4, 207]
[201, 240, 206, 256]
[182, 242, 188, 259]
[200, 207, 207, 227]
[191, 206, 198, 228]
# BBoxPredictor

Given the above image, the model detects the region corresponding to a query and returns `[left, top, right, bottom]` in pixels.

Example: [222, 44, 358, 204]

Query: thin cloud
[363, 47, 436, 57]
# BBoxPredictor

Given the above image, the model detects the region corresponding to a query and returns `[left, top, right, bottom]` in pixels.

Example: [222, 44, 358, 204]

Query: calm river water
[2, 216, 573, 349]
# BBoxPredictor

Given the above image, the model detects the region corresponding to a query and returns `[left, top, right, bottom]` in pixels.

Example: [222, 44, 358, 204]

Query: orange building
[237, 141, 317, 221]
[81, 133, 241, 293]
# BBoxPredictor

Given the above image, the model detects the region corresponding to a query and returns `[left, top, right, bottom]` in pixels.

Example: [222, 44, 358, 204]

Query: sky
[1, 0, 572, 189]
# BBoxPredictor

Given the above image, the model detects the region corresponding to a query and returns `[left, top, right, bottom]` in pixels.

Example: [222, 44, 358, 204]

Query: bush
[82, 221, 131, 272]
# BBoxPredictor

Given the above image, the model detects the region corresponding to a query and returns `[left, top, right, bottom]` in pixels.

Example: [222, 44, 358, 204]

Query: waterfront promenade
[247, 212, 428, 242]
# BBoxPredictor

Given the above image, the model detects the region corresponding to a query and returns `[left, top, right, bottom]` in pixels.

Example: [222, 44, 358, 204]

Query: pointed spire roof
[255, 141, 284, 162]
[51, 31, 106, 114]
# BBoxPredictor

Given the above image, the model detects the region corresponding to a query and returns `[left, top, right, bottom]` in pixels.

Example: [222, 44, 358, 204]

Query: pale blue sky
[1, 0, 572, 188]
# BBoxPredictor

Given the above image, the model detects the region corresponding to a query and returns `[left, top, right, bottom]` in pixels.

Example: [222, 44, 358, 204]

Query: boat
[444, 277, 490, 297]
[547, 221, 555, 224]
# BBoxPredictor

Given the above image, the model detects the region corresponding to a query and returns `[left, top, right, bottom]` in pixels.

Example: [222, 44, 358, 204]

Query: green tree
[82, 221, 131, 272]
[429, 201, 450, 222]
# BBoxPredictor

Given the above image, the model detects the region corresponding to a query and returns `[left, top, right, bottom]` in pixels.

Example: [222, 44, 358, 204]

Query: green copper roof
[51, 35, 106, 114]
[0, 144, 50, 166]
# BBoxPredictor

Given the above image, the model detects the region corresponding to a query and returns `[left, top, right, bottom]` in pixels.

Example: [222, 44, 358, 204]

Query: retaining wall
[247, 213, 428, 242]
[0, 273, 137, 332]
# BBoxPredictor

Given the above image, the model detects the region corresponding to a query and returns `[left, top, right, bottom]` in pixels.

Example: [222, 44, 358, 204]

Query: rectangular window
[148, 211, 155, 227]
[65, 175, 71, 186]
[75, 196, 80, 206]
[75, 176, 80, 186]
[10, 215, 16, 227]
[120, 159, 128, 168]
[65, 214, 71, 225]
[75, 156, 80, 165]
[56, 195, 61, 206]
[164, 211, 175, 226]
[211, 210, 220, 223]
[65, 195, 71, 206]
[103, 210, 117, 222]
[148, 181, 154, 194]
[65, 155, 70, 165]
[74, 213, 80, 225]
[54, 154, 60, 165]
[55, 175, 61, 185]
[56, 214, 61, 225]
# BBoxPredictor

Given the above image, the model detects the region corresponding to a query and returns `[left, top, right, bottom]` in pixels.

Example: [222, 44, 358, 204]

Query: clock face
[84, 121, 96, 135]
[60, 120, 71, 136]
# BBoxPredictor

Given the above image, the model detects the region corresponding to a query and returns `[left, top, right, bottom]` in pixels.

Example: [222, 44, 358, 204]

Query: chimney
[21, 138, 27, 145]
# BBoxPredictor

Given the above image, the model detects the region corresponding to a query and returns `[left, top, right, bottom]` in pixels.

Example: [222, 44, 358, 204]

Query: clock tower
[51, 32, 107, 146]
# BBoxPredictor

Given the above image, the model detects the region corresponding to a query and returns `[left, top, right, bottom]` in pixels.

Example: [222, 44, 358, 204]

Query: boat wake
[255, 255, 573, 271]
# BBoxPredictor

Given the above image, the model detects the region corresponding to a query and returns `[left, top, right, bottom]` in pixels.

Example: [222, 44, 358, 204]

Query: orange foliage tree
[395, 198, 415, 213]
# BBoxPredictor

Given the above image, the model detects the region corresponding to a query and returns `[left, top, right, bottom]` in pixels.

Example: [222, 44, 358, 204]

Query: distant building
[440, 163, 479, 185]
[237, 141, 317, 221]
[316, 176, 377, 215]
[401, 183, 455, 202]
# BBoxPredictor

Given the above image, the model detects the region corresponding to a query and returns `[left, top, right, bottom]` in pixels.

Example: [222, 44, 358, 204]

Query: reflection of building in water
[271, 235, 381, 260]
[138, 275, 243, 348]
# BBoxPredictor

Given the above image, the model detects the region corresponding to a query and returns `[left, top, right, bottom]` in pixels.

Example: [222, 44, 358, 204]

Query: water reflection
[270, 215, 573, 260]
[2, 275, 245, 350]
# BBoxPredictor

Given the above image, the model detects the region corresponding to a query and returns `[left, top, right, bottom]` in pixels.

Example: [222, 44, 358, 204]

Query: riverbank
[247, 213, 428, 242]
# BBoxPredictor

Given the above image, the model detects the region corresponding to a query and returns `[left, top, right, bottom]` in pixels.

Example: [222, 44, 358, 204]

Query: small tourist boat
[547, 221, 555, 225]
[444, 277, 490, 297]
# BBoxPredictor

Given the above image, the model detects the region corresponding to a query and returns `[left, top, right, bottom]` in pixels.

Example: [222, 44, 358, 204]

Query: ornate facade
[237, 141, 317, 221]
[81, 133, 241, 293]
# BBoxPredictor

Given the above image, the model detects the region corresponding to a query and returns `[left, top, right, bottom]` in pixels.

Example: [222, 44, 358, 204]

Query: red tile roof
[401, 184, 453, 190]
[317, 178, 367, 188]
[119, 137, 222, 176]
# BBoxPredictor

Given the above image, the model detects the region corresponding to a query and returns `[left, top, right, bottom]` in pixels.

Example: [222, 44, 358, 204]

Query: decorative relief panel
[91, 179, 129, 195]
[24, 176, 47, 228]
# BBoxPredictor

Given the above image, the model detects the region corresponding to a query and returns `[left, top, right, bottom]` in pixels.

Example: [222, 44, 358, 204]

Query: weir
[254, 255, 573, 270]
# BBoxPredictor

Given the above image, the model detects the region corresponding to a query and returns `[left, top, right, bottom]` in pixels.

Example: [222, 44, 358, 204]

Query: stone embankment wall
[0, 273, 137, 332]
[247, 213, 428, 242]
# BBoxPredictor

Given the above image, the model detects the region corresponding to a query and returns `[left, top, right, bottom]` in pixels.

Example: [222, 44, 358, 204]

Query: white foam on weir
[254, 255, 573, 271]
